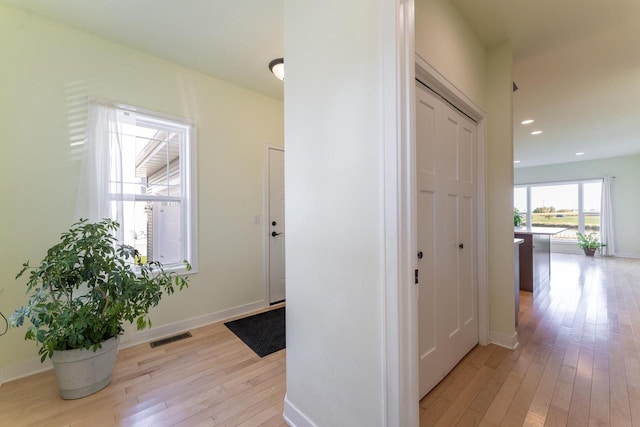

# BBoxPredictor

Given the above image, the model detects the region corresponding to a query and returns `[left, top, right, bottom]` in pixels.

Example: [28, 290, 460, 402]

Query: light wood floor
[0, 305, 287, 427]
[420, 253, 640, 426]
[1, 254, 638, 426]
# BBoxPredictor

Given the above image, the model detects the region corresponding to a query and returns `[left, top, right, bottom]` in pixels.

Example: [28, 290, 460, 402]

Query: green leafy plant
[10, 219, 190, 361]
[576, 231, 606, 251]
[514, 208, 523, 227]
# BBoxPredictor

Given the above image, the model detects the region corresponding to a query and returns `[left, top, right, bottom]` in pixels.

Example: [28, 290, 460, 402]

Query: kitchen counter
[514, 227, 566, 297]
[514, 226, 567, 235]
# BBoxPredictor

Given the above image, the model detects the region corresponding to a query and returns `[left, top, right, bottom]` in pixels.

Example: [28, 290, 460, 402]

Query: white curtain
[76, 99, 124, 241]
[600, 176, 616, 256]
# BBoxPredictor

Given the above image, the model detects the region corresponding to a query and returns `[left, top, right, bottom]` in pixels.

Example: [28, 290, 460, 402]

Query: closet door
[416, 82, 478, 398]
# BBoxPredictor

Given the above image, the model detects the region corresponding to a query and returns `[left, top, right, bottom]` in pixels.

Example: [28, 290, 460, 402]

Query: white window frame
[114, 104, 198, 275]
[514, 179, 602, 241]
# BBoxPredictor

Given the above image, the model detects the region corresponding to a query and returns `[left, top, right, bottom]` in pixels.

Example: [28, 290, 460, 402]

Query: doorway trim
[414, 53, 489, 347]
[263, 145, 285, 306]
[380, 0, 418, 425]
[384, 49, 489, 425]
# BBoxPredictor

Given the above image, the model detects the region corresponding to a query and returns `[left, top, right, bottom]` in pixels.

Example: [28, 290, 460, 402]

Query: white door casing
[416, 82, 479, 398]
[268, 147, 286, 304]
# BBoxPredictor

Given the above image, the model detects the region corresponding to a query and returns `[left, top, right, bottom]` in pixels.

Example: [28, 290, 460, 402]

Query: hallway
[420, 253, 640, 426]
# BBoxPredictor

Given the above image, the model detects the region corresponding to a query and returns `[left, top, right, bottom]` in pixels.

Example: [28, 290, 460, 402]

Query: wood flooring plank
[478, 370, 524, 426]
[2, 255, 639, 426]
[435, 365, 493, 426]
[422, 255, 640, 427]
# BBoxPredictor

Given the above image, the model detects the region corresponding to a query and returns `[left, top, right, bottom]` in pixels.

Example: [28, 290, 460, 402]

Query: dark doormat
[224, 307, 285, 357]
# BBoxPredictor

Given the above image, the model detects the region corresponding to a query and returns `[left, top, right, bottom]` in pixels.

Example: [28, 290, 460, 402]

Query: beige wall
[485, 42, 516, 341]
[0, 4, 283, 377]
[415, 0, 487, 108]
[415, 0, 516, 345]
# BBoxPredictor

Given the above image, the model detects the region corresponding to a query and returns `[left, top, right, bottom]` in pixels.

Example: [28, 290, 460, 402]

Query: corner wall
[415, 0, 486, 108]
[283, 0, 385, 425]
[416, 0, 517, 346]
[485, 42, 516, 346]
[0, 4, 283, 380]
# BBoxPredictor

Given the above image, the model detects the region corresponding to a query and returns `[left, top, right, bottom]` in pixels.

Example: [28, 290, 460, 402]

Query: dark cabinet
[515, 231, 555, 297]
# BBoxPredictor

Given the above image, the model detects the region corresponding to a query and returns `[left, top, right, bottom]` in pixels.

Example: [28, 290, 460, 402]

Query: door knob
[272, 221, 277, 226]
[271, 231, 282, 237]
[458, 243, 464, 249]
[417, 251, 423, 259]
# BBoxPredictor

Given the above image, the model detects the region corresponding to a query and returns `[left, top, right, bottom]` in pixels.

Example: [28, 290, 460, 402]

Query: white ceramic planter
[51, 335, 119, 399]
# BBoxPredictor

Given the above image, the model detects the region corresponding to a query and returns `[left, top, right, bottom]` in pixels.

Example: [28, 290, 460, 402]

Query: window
[514, 180, 602, 241]
[514, 187, 528, 226]
[81, 101, 197, 273]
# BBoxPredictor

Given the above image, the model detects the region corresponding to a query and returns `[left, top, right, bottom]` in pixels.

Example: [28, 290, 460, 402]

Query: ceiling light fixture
[269, 58, 284, 81]
[576, 152, 584, 156]
[513, 160, 521, 164]
[521, 119, 534, 125]
[530, 130, 543, 135]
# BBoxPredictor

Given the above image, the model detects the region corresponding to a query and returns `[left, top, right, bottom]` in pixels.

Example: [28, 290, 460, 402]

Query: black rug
[224, 307, 285, 357]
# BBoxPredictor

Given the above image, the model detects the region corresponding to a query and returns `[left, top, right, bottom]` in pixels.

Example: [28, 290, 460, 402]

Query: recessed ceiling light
[576, 152, 584, 156]
[521, 119, 534, 125]
[530, 130, 543, 135]
[513, 160, 521, 164]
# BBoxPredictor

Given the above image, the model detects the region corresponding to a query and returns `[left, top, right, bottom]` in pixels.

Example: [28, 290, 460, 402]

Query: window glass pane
[152, 201, 182, 266]
[112, 201, 151, 264]
[531, 184, 578, 240]
[107, 108, 189, 268]
[514, 187, 527, 226]
[584, 181, 602, 239]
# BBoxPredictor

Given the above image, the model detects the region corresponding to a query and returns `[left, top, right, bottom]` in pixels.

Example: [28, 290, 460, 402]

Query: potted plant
[576, 231, 606, 256]
[9, 218, 190, 399]
[514, 208, 523, 227]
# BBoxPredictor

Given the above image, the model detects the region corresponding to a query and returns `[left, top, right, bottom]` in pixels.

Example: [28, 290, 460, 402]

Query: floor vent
[149, 332, 192, 348]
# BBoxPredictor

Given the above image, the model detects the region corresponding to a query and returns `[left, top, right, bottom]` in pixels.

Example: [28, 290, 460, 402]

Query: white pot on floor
[50, 335, 120, 399]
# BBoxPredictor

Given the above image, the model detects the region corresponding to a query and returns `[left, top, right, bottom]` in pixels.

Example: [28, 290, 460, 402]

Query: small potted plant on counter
[10, 218, 190, 399]
[514, 208, 523, 227]
[576, 231, 606, 256]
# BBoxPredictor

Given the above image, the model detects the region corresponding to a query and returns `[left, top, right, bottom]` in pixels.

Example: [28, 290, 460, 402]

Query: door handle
[271, 231, 283, 237]
[458, 243, 464, 249]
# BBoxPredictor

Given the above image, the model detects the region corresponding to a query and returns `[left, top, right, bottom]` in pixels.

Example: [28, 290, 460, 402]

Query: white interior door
[268, 148, 286, 304]
[416, 82, 478, 398]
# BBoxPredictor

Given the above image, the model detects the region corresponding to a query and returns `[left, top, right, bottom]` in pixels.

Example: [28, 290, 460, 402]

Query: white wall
[0, 4, 283, 379]
[283, 1, 385, 425]
[515, 155, 640, 258]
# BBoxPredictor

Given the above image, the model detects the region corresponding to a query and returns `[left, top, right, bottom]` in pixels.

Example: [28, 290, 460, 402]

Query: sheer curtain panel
[76, 99, 124, 241]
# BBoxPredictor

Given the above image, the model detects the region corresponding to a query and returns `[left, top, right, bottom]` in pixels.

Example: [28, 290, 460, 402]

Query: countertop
[514, 227, 567, 235]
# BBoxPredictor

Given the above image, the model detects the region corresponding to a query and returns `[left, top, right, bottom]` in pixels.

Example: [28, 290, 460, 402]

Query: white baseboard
[550, 243, 640, 259]
[0, 299, 267, 384]
[1, 356, 53, 385]
[119, 299, 267, 349]
[615, 253, 640, 259]
[283, 394, 318, 427]
[489, 330, 519, 350]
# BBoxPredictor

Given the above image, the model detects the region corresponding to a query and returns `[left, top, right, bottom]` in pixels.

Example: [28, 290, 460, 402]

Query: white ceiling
[3, 0, 639, 168]
[0, 0, 285, 100]
[452, 0, 640, 167]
